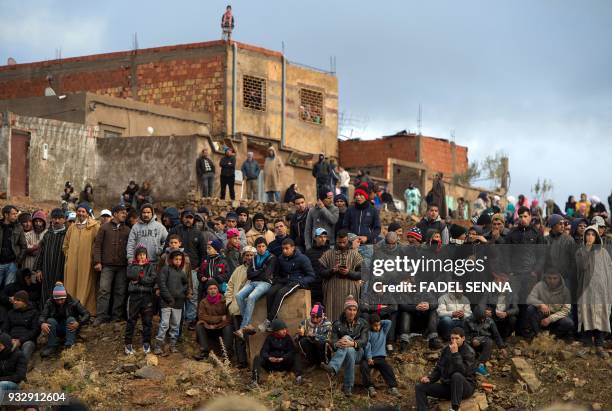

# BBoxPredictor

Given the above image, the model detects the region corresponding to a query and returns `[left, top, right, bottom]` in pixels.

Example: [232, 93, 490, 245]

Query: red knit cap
[354, 188, 368, 199]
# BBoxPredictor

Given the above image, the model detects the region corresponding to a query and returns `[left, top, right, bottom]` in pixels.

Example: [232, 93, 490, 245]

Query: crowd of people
[0, 167, 611, 410]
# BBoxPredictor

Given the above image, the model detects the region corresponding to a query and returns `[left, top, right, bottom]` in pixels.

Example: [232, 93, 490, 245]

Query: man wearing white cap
[99, 210, 112, 226]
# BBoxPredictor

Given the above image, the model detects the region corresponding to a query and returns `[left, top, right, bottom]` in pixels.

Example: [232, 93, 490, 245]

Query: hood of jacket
[163, 207, 180, 228]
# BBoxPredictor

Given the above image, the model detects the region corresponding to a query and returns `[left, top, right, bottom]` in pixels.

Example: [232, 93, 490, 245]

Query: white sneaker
[258, 319, 271, 333]
[124, 344, 135, 355]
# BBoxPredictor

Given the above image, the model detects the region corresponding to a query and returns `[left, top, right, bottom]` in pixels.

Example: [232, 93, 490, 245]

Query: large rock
[511, 357, 541, 393]
[247, 289, 311, 365]
[135, 365, 165, 381]
[437, 392, 488, 411]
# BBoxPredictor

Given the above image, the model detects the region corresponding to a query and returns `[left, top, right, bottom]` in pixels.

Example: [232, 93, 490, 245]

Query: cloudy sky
[1, 1, 611, 208]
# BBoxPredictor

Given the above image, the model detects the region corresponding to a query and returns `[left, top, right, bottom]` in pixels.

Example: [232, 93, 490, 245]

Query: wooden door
[9, 131, 30, 197]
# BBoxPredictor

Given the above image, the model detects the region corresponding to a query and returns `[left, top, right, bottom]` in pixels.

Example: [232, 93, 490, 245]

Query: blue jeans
[47, 317, 78, 348]
[157, 307, 182, 343]
[236, 281, 271, 329]
[0, 262, 17, 288]
[340, 187, 348, 198]
[328, 346, 363, 389]
[266, 191, 280, 203]
[437, 316, 467, 340]
[184, 271, 199, 322]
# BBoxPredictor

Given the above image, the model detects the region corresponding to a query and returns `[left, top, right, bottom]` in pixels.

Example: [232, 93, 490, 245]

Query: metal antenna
[417, 104, 422, 135]
[132, 32, 139, 53]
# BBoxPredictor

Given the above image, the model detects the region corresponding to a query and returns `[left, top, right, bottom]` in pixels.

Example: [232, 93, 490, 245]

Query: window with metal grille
[243, 75, 266, 111]
[299, 88, 324, 125]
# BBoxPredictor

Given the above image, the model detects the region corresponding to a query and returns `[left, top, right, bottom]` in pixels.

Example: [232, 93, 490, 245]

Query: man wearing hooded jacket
[126, 204, 168, 264]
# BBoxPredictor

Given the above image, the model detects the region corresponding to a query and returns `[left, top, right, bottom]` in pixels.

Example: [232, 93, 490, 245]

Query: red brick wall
[0, 44, 226, 134]
[339, 135, 418, 176]
[421, 137, 468, 177]
[339, 135, 468, 178]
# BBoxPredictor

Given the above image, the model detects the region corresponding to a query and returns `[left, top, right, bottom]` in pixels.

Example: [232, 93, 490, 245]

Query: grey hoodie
[304, 203, 339, 249]
[127, 217, 168, 262]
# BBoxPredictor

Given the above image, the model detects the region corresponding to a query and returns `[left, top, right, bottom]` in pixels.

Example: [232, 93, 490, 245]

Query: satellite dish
[147, 126, 154, 135]
[7, 57, 16, 65]
[44, 87, 57, 97]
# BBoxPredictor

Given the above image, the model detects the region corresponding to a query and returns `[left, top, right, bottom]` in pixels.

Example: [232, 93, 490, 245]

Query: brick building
[338, 130, 497, 215]
[0, 40, 338, 202]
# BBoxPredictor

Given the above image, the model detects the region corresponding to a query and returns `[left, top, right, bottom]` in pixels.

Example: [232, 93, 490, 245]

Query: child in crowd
[224, 228, 242, 276]
[198, 240, 228, 300]
[464, 306, 506, 376]
[360, 314, 401, 397]
[155, 250, 190, 354]
[251, 319, 303, 388]
[296, 303, 332, 366]
[193, 279, 234, 361]
[124, 245, 157, 355]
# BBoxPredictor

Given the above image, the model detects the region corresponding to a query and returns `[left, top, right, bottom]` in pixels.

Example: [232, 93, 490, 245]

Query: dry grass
[528, 332, 565, 354]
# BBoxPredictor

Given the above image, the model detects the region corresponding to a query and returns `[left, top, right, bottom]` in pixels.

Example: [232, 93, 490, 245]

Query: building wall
[420, 136, 468, 177]
[0, 113, 98, 201]
[339, 134, 467, 178]
[226, 47, 338, 156]
[0, 41, 338, 156]
[0, 41, 227, 135]
[339, 135, 418, 176]
[95, 135, 204, 205]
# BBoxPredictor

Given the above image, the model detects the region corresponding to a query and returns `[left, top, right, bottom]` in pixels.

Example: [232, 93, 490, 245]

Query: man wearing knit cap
[296, 303, 332, 366]
[40, 282, 90, 357]
[224, 212, 248, 248]
[4, 290, 39, 363]
[545, 214, 576, 288]
[487, 213, 508, 243]
[321, 295, 369, 397]
[250, 318, 303, 387]
[235, 206, 253, 232]
[405, 227, 423, 246]
[63, 203, 100, 314]
[246, 213, 275, 247]
[448, 224, 468, 245]
[342, 188, 381, 271]
[334, 194, 349, 235]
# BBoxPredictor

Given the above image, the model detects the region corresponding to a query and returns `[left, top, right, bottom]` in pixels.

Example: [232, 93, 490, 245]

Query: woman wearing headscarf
[575, 225, 612, 358]
[565, 196, 576, 218]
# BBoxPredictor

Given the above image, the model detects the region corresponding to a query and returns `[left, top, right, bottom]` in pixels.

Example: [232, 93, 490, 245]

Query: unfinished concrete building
[0, 40, 338, 203]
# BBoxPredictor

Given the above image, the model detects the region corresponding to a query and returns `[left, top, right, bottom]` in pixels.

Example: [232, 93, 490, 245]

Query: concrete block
[247, 288, 311, 365]
[511, 357, 541, 393]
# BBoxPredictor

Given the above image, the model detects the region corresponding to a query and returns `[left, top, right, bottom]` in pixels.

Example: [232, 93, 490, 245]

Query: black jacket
[158, 265, 189, 309]
[126, 263, 157, 294]
[39, 296, 90, 325]
[247, 253, 276, 283]
[275, 249, 315, 288]
[0, 334, 26, 383]
[260, 333, 296, 362]
[0, 220, 27, 265]
[268, 235, 288, 257]
[505, 224, 546, 273]
[196, 156, 215, 177]
[0, 270, 41, 311]
[2, 304, 39, 344]
[428, 343, 476, 384]
[166, 224, 206, 267]
[219, 155, 236, 177]
[290, 211, 309, 249]
[330, 313, 369, 350]
[342, 202, 382, 244]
